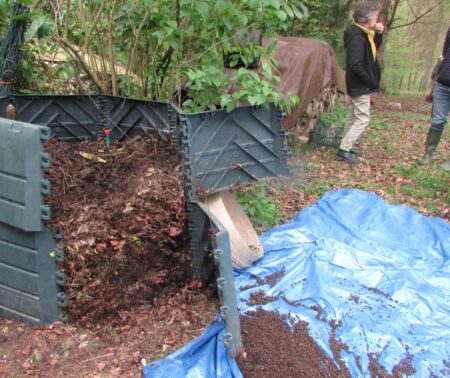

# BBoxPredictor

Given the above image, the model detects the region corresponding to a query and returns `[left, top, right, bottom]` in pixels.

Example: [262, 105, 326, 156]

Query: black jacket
[344, 24, 383, 97]
[437, 27, 450, 87]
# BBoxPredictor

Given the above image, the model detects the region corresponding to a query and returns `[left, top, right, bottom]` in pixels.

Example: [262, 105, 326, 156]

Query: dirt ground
[0, 94, 448, 377]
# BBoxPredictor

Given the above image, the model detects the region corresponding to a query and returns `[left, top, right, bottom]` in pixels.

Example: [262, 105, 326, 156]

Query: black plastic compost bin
[0, 94, 290, 358]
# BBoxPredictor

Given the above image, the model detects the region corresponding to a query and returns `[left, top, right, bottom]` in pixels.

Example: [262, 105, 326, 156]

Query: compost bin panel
[101, 96, 171, 140]
[0, 95, 101, 140]
[186, 202, 242, 358]
[0, 95, 172, 141]
[0, 118, 49, 232]
[0, 223, 62, 324]
[182, 104, 289, 199]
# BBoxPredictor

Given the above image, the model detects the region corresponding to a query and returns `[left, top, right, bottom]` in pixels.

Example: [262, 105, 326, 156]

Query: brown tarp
[225, 37, 346, 129]
[263, 37, 346, 129]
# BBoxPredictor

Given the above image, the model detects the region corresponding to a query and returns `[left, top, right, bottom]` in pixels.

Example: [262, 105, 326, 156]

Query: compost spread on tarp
[144, 189, 450, 377]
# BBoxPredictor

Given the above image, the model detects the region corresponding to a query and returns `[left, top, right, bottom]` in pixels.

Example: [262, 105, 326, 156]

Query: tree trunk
[413, 71, 418, 91]
[419, 75, 425, 92]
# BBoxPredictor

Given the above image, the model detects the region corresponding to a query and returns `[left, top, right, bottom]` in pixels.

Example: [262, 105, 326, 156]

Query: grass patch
[395, 164, 450, 201]
[298, 142, 319, 154]
[296, 182, 334, 198]
[371, 117, 391, 130]
[304, 161, 322, 171]
[236, 94, 448, 226]
[385, 89, 426, 96]
[386, 111, 429, 123]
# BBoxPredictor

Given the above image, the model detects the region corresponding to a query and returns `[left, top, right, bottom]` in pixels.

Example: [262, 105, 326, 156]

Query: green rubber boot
[419, 128, 442, 166]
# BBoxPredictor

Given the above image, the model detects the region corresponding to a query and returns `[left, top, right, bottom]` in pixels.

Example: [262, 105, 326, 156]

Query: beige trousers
[339, 94, 371, 152]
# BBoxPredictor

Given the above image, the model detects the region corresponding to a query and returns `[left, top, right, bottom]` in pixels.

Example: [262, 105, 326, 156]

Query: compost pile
[45, 135, 192, 324]
[237, 309, 350, 378]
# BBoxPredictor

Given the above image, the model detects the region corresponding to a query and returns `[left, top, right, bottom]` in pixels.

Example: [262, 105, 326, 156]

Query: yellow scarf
[355, 23, 377, 60]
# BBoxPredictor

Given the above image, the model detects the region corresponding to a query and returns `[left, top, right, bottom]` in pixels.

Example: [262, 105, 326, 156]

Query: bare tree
[379, 0, 444, 34]
[375, 0, 445, 83]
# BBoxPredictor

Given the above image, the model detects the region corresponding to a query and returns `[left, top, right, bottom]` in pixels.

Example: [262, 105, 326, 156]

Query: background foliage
[1, 0, 307, 111]
[1, 0, 449, 105]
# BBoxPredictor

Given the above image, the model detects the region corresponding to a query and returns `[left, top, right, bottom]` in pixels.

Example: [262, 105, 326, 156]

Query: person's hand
[374, 23, 384, 34]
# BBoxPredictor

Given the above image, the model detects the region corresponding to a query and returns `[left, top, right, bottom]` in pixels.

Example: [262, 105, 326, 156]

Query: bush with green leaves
[184, 41, 299, 113]
[313, 101, 348, 147]
[234, 183, 284, 232]
[3, 0, 307, 113]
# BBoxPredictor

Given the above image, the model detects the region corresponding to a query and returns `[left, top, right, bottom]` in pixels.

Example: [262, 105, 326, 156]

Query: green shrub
[234, 183, 284, 231]
[312, 101, 348, 147]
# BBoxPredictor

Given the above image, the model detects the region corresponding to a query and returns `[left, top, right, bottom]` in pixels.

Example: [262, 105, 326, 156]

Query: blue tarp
[144, 189, 450, 377]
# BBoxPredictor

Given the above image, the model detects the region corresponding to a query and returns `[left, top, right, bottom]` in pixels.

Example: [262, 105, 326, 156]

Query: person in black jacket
[336, 1, 384, 164]
[420, 26, 450, 170]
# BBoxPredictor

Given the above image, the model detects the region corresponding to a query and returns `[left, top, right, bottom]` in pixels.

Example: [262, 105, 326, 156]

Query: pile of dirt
[237, 309, 351, 378]
[45, 135, 193, 325]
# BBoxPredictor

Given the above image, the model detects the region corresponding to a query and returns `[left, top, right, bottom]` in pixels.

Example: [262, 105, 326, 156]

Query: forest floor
[252, 93, 449, 230]
[0, 94, 449, 378]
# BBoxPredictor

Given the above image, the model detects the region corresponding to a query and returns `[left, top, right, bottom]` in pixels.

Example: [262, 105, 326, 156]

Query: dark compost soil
[44, 136, 193, 325]
[237, 309, 351, 378]
[1, 135, 222, 377]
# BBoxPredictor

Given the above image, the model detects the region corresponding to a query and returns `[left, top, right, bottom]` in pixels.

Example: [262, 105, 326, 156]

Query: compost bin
[0, 94, 289, 357]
